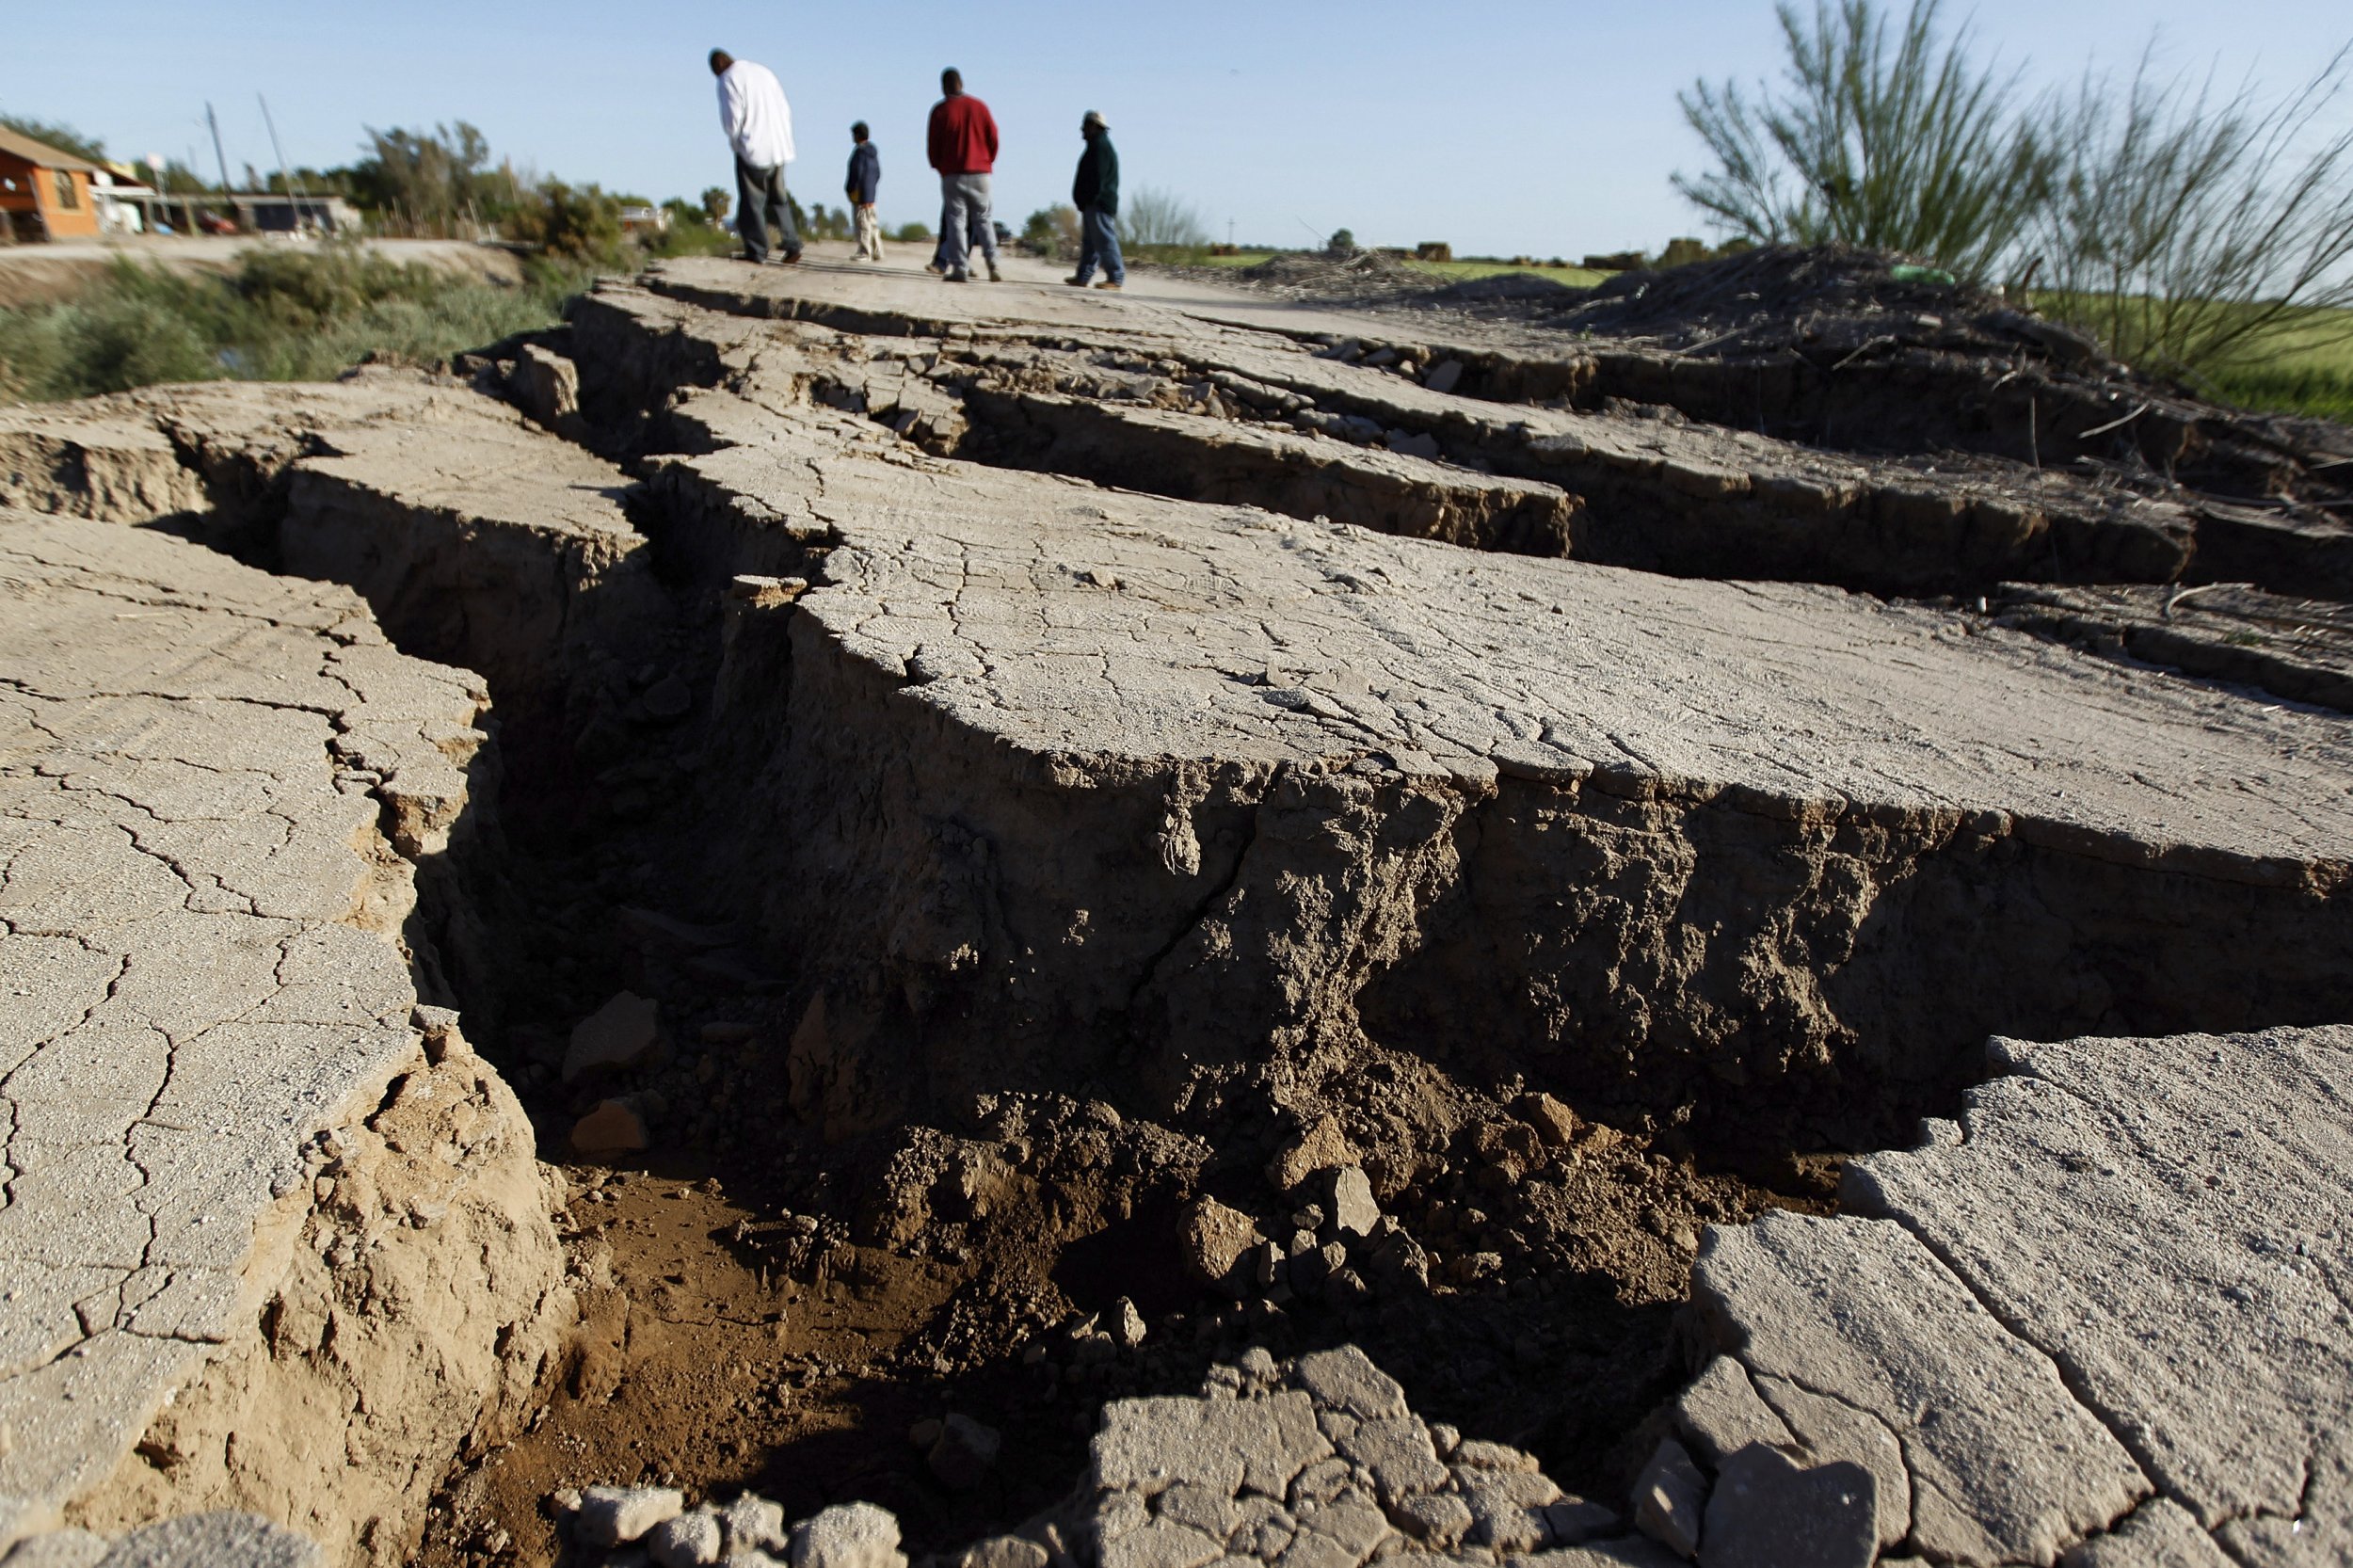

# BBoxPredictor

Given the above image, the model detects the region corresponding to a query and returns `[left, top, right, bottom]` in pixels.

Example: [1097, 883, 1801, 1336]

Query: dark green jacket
[1074, 132, 1118, 216]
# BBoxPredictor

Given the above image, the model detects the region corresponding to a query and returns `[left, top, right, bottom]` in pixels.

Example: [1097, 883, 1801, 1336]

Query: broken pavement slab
[1688, 1024, 2353, 1565]
[650, 386, 2353, 1135]
[0, 507, 568, 1561]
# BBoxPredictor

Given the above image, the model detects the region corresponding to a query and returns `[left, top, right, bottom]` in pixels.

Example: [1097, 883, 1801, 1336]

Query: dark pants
[734, 159, 801, 262]
[1074, 205, 1125, 284]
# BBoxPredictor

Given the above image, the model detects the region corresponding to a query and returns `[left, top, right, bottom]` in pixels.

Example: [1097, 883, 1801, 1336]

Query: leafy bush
[508, 180, 625, 264]
[1676, 0, 2054, 282]
[1676, 0, 2353, 391]
[0, 243, 587, 402]
[1022, 205, 1080, 259]
[2031, 49, 2353, 384]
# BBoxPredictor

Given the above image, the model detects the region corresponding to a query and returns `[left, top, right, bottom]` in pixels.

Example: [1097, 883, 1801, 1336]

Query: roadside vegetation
[1678, 0, 2353, 419]
[0, 245, 589, 402]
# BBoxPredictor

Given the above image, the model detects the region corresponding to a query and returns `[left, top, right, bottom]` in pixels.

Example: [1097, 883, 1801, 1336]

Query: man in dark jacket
[926, 68, 1000, 282]
[845, 121, 882, 261]
[1067, 110, 1123, 290]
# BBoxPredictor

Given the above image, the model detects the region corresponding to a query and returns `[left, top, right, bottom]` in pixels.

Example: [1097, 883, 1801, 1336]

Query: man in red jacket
[926, 68, 1000, 282]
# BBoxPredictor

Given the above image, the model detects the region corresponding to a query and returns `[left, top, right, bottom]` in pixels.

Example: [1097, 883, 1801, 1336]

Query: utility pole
[205, 104, 231, 193]
[257, 94, 312, 232]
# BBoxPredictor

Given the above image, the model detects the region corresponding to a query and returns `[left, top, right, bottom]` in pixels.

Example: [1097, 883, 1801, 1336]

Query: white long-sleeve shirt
[717, 60, 794, 168]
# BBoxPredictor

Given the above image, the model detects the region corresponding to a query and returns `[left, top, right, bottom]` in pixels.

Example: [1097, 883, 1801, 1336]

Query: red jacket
[927, 94, 1000, 175]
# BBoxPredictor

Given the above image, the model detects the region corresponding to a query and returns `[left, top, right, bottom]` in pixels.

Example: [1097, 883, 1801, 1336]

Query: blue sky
[7, 1, 2348, 256]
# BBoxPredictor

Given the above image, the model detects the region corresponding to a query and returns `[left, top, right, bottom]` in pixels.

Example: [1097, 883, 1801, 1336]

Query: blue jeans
[939, 173, 996, 275]
[1073, 205, 1124, 284]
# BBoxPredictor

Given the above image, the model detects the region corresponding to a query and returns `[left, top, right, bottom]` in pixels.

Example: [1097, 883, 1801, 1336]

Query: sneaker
[1094, 281, 1123, 292]
[943, 270, 968, 283]
[1064, 275, 1087, 287]
[926, 263, 945, 276]
[781, 251, 803, 265]
[986, 263, 1002, 281]
[739, 252, 766, 265]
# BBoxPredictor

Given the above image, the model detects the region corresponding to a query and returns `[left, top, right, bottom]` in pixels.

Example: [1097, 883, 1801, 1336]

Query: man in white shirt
[709, 49, 801, 264]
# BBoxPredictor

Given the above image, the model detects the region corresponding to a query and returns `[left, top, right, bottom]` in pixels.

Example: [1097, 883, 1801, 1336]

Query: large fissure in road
[3, 246, 2349, 1568]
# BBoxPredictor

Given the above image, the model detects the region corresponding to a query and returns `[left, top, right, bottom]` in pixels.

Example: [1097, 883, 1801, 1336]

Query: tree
[889, 221, 934, 244]
[0, 116, 106, 164]
[1021, 204, 1080, 259]
[700, 186, 731, 225]
[1326, 228, 1356, 255]
[346, 121, 502, 235]
[1125, 188, 1209, 250]
[1673, 0, 2055, 280]
[2032, 46, 2353, 383]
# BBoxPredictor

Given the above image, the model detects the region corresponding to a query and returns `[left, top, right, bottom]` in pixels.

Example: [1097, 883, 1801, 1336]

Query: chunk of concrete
[1696, 1444, 1873, 1568]
[1291, 1347, 1408, 1420]
[566, 991, 662, 1082]
[91, 1513, 323, 1568]
[1669, 1357, 1794, 1469]
[651, 1509, 728, 1568]
[1847, 1026, 2353, 1540]
[578, 1484, 685, 1546]
[1692, 1213, 2148, 1565]
[929, 1413, 1003, 1490]
[1182, 1198, 1267, 1291]
[1632, 1438, 1706, 1560]
[789, 1503, 905, 1568]
[1327, 1168, 1380, 1238]
[1093, 1390, 1333, 1498]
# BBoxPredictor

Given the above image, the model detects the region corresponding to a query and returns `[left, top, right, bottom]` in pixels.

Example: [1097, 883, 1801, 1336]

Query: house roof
[0, 125, 104, 174]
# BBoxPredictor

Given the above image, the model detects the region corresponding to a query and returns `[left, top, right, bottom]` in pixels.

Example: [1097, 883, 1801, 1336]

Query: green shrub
[0, 243, 590, 402]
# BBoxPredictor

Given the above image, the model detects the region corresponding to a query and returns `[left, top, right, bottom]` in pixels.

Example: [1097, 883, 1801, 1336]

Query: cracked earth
[1, 242, 2350, 1568]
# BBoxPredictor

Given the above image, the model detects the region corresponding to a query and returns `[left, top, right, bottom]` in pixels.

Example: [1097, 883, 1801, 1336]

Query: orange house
[0, 124, 103, 242]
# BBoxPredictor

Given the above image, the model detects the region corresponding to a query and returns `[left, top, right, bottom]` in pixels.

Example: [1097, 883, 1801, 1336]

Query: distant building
[619, 204, 669, 235]
[0, 124, 104, 243]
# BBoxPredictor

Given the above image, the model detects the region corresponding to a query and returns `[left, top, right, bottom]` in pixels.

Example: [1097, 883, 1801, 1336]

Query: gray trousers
[939, 172, 996, 275]
[734, 159, 801, 262]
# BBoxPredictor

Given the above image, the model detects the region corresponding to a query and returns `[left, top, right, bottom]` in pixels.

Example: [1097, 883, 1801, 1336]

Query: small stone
[1450, 1440, 1539, 1472]
[1633, 1438, 1707, 1560]
[577, 1485, 684, 1547]
[721, 1495, 789, 1554]
[651, 1510, 728, 1568]
[1424, 360, 1465, 394]
[1182, 1197, 1265, 1289]
[1268, 1115, 1357, 1190]
[929, 1414, 1003, 1490]
[1110, 1296, 1148, 1349]
[565, 991, 661, 1082]
[1328, 1167, 1380, 1237]
[571, 1099, 649, 1158]
[1529, 1500, 1614, 1548]
[956, 1537, 1049, 1568]
[1426, 1424, 1458, 1457]
[1513, 1092, 1580, 1146]
[789, 1503, 905, 1568]
[1236, 1346, 1279, 1385]
[644, 675, 694, 721]
[1697, 1444, 1874, 1568]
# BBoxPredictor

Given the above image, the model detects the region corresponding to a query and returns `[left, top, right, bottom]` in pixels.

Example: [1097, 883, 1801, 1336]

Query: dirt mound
[1232, 249, 1435, 298]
